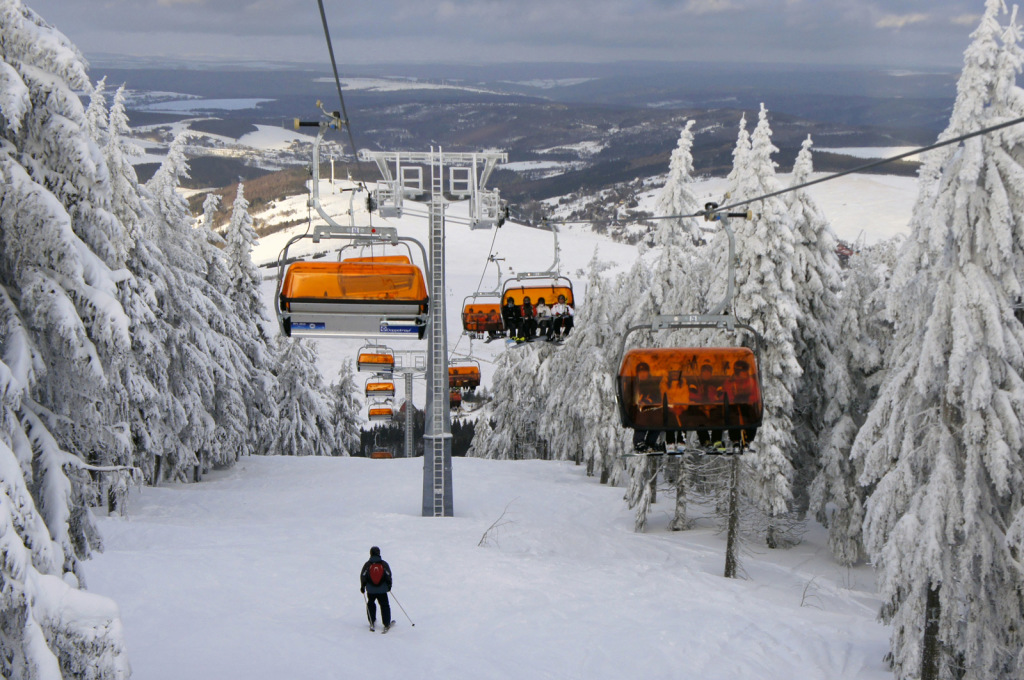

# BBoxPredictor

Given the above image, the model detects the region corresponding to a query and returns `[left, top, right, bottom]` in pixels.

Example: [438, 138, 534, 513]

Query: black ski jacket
[360, 556, 393, 595]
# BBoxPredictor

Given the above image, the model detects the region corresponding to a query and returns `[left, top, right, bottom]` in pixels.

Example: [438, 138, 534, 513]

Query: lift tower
[360, 148, 507, 517]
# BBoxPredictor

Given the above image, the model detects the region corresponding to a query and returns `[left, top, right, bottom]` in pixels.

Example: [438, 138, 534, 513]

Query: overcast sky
[30, 0, 987, 69]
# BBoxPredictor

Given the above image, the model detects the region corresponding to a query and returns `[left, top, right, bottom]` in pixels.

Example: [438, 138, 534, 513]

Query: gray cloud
[28, 0, 986, 68]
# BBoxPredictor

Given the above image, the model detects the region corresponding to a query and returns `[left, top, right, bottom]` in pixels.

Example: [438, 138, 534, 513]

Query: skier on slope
[360, 546, 393, 632]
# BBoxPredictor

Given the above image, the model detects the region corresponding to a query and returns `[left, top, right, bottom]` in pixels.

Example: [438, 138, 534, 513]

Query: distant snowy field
[138, 97, 275, 114]
[85, 457, 890, 680]
[315, 76, 503, 95]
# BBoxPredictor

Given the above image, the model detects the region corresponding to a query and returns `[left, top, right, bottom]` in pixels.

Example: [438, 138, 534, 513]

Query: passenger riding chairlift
[356, 344, 395, 374]
[500, 220, 576, 344]
[616, 204, 764, 457]
[449, 390, 462, 411]
[275, 104, 430, 340]
[462, 255, 506, 338]
[448, 358, 482, 391]
[365, 376, 396, 399]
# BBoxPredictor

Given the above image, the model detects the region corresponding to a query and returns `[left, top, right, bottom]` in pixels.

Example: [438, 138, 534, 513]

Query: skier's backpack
[368, 562, 385, 586]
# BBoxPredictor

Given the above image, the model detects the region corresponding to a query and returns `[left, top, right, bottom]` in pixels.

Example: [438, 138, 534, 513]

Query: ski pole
[390, 591, 415, 626]
[363, 591, 372, 625]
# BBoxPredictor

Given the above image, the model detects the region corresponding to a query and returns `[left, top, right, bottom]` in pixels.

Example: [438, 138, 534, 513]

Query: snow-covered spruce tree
[614, 258, 670, 529]
[812, 238, 900, 565]
[329, 359, 362, 456]
[0, 419, 130, 679]
[0, 0, 141, 582]
[84, 76, 108, 145]
[202, 191, 221, 232]
[857, 5, 1024, 679]
[647, 121, 709, 529]
[787, 137, 859, 551]
[222, 182, 279, 457]
[146, 133, 247, 477]
[0, 1, 130, 675]
[726, 106, 801, 548]
[269, 339, 339, 456]
[469, 343, 554, 460]
[539, 249, 630, 481]
[102, 84, 192, 484]
[655, 120, 703, 245]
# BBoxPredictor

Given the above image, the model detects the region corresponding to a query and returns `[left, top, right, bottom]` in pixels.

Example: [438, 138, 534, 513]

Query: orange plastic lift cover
[366, 381, 396, 394]
[501, 285, 574, 307]
[280, 261, 428, 307]
[618, 347, 762, 432]
[358, 352, 395, 371]
[448, 365, 481, 389]
[368, 407, 393, 419]
[370, 450, 394, 459]
[462, 303, 503, 333]
[449, 391, 462, 408]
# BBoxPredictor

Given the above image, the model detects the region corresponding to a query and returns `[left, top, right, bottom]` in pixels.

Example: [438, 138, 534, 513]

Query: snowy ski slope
[85, 456, 890, 680]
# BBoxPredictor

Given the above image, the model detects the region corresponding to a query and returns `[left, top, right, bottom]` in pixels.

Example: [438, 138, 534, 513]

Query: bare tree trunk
[921, 585, 942, 680]
[724, 455, 740, 578]
[669, 455, 688, 531]
[648, 457, 658, 505]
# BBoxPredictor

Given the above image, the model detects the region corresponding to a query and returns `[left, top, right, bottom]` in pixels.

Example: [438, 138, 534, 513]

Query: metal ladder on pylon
[425, 148, 452, 517]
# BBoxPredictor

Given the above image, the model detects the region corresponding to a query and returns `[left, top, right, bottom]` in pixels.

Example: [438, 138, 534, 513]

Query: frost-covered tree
[787, 137, 858, 547]
[470, 343, 554, 460]
[84, 76, 108, 145]
[655, 120, 703, 245]
[0, 1, 130, 675]
[725, 106, 801, 546]
[202, 191, 221, 232]
[269, 339, 337, 456]
[222, 182, 278, 457]
[857, 4, 1024, 678]
[146, 133, 252, 475]
[330, 359, 362, 456]
[539, 250, 630, 481]
[0, 0, 139, 577]
[100, 84, 197, 486]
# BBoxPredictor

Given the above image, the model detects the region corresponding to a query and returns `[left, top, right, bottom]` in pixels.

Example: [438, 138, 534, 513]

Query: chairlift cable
[541, 114, 1024, 226]
[316, 0, 371, 186]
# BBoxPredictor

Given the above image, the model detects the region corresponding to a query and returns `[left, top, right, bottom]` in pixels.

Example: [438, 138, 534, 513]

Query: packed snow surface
[85, 457, 889, 680]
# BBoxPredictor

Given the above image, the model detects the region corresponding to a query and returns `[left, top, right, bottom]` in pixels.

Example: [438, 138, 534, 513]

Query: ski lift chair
[367, 399, 395, 423]
[278, 259, 429, 339]
[357, 344, 395, 374]
[500, 276, 575, 341]
[365, 377, 397, 399]
[616, 207, 763, 456]
[461, 298, 505, 337]
[617, 346, 762, 455]
[448, 359, 482, 391]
